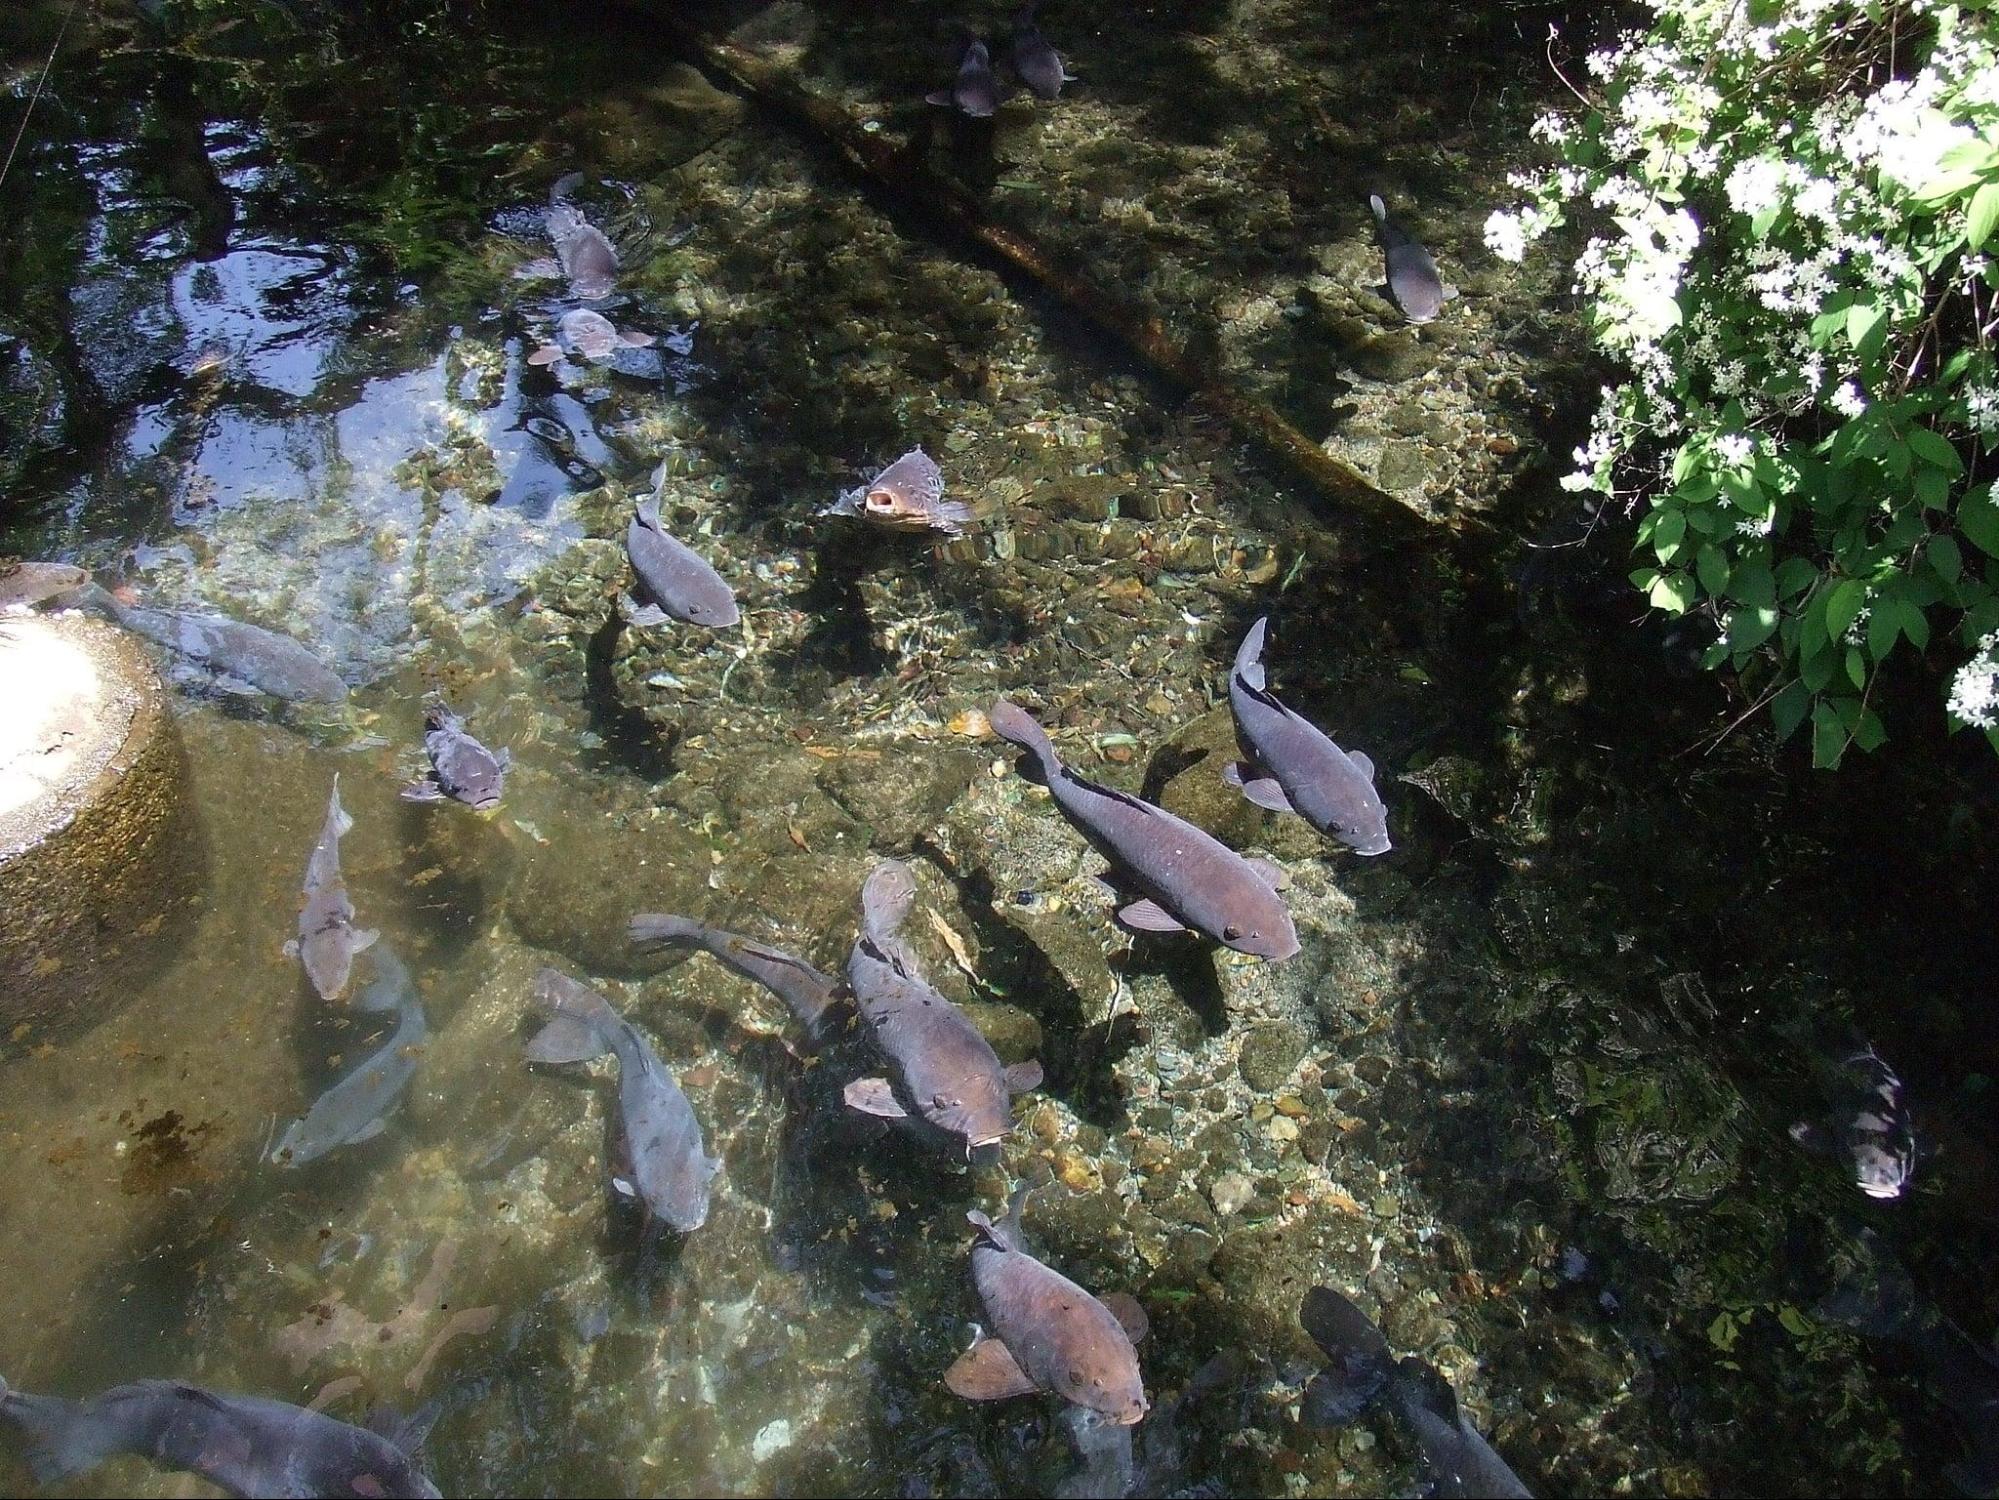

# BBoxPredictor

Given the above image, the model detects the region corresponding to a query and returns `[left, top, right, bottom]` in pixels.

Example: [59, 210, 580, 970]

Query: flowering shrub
[1489, 0, 1999, 765]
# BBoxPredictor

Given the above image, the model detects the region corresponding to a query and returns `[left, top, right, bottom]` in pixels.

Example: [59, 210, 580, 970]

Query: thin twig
[0, 0, 81, 195]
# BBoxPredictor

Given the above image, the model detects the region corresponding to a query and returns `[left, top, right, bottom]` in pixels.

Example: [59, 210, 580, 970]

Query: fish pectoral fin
[525, 1013, 606, 1066]
[1116, 899, 1188, 935]
[610, 1175, 637, 1199]
[1237, 775, 1296, 815]
[526, 344, 564, 367]
[496, 748, 514, 770]
[282, 939, 299, 958]
[1003, 1059, 1044, 1095]
[347, 1116, 389, 1144]
[1101, 1292, 1150, 1345]
[620, 329, 656, 348]
[618, 593, 670, 628]
[1441, 283, 1461, 302]
[1348, 751, 1376, 781]
[1246, 857, 1291, 892]
[399, 778, 444, 803]
[944, 1337, 1040, 1402]
[353, 928, 380, 953]
[843, 1077, 909, 1119]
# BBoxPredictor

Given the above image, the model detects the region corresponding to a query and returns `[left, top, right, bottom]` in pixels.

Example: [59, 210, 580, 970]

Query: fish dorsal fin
[1247, 858, 1289, 891]
[525, 1012, 606, 1066]
[944, 1336, 1039, 1401]
[1101, 1292, 1149, 1345]
[1398, 1355, 1461, 1426]
[1003, 1181, 1031, 1243]
[1349, 750, 1375, 781]
[1003, 1059, 1044, 1095]
[843, 1076, 908, 1119]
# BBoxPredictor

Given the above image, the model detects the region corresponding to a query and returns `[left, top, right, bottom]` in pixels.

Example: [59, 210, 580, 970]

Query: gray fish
[945, 1184, 1149, 1424]
[0, 560, 87, 612]
[821, 446, 974, 538]
[1369, 194, 1457, 325]
[622, 491, 740, 629]
[927, 35, 1002, 118]
[1011, 4, 1074, 101]
[527, 968, 720, 1233]
[544, 176, 620, 301]
[843, 860, 1042, 1160]
[271, 944, 426, 1167]
[988, 698, 1300, 960]
[627, 912, 841, 1039]
[0, 1375, 438, 1499]
[400, 697, 510, 810]
[1789, 1043, 1917, 1200]
[56, 582, 348, 703]
[1226, 617, 1390, 856]
[286, 775, 378, 1003]
[527, 307, 655, 368]
[1301, 1286, 1532, 1499]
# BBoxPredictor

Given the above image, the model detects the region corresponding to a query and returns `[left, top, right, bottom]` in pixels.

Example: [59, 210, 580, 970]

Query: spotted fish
[400, 698, 509, 810]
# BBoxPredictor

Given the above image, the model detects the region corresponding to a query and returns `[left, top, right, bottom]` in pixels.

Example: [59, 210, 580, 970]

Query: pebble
[1268, 1116, 1300, 1143]
[1371, 1193, 1401, 1218]
[1210, 1172, 1254, 1217]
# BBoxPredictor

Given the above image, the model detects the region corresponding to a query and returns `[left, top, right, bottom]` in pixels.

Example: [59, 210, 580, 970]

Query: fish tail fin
[628, 913, 702, 949]
[549, 170, 585, 204]
[328, 774, 353, 836]
[1299, 1286, 1396, 1426]
[1368, 194, 1388, 224]
[1234, 616, 1269, 690]
[937, 501, 976, 537]
[1003, 1180, 1031, 1243]
[987, 698, 1056, 769]
[0, 1384, 106, 1483]
[526, 968, 617, 1062]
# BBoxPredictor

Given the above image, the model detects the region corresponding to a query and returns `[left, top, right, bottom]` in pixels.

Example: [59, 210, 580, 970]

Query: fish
[927, 33, 1003, 118]
[1369, 194, 1457, 325]
[821, 447, 974, 538]
[399, 697, 510, 810]
[526, 968, 720, 1233]
[285, 775, 378, 1003]
[987, 698, 1300, 960]
[53, 581, 348, 703]
[544, 174, 620, 301]
[1789, 1043, 1917, 1201]
[843, 859, 1042, 1160]
[945, 1184, 1149, 1425]
[527, 307, 655, 368]
[1011, 4, 1074, 101]
[271, 944, 426, 1167]
[622, 489, 740, 629]
[1225, 616, 1391, 856]
[1300, 1285, 1533, 1499]
[0, 560, 87, 612]
[0, 1375, 439, 1499]
[627, 912, 842, 1039]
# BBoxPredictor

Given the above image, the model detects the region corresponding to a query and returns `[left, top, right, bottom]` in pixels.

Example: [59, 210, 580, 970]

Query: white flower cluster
[1948, 633, 1999, 730]
[1966, 386, 1999, 437]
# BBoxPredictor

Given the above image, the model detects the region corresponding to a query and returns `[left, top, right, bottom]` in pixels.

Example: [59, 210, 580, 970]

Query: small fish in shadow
[527, 968, 720, 1234]
[1226, 616, 1390, 855]
[271, 943, 426, 1167]
[928, 31, 1003, 117]
[622, 487, 739, 629]
[284, 775, 378, 1003]
[820, 447, 974, 538]
[0, 1375, 440, 1499]
[1011, 4, 1075, 101]
[945, 1182, 1149, 1424]
[1790, 1043, 1918, 1201]
[1369, 194, 1457, 325]
[400, 698, 509, 810]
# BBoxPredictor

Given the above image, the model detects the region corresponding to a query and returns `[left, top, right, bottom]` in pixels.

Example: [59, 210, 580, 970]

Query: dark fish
[0, 560, 87, 612]
[1369, 194, 1457, 325]
[843, 860, 1042, 1160]
[988, 698, 1300, 960]
[527, 307, 654, 368]
[622, 491, 740, 629]
[286, 775, 378, 1003]
[628, 912, 842, 1039]
[271, 944, 426, 1166]
[1226, 617, 1390, 856]
[927, 34, 1002, 118]
[1301, 1286, 1533, 1498]
[945, 1184, 1149, 1424]
[55, 582, 348, 704]
[1790, 1044, 1917, 1200]
[821, 446, 974, 538]
[400, 697, 510, 810]
[544, 175, 620, 301]
[0, 1375, 439, 1499]
[527, 968, 720, 1233]
[1011, 4, 1074, 101]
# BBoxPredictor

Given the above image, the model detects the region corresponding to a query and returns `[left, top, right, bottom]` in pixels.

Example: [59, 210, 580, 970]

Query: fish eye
[1223, 924, 1242, 941]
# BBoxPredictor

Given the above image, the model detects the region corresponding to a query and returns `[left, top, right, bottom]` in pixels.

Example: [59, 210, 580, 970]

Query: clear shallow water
[3, 3, 1997, 1497]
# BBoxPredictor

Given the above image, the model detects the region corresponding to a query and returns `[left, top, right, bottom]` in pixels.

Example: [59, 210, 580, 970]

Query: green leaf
[1776, 558, 1819, 600]
[1826, 579, 1867, 640]
[1846, 646, 1867, 689]
[1812, 701, 1848, 768]
[1771, 681, 1811, 742]
[1697, 545, 1729, 597]
[1907, 424, 1963, 475]
[1869, 601, 1903, 657]
[1972, 182, 1999, 251]
[1777, 1303, 1813, 1339]
[1802, 643, 1838, 692]
[1846, 300, 1889, 362]
[1729, 559, 1776, 609]
[1959, 485, 1999, 558]
[1652, 507, 1687, 559]
[1853, 708, 1887, 753]
[1900, 596, 1931, 650]
[1727, 605, 1780, 654]
[1917, 467, 1953, 511]
[1649, 572, 1694, 614]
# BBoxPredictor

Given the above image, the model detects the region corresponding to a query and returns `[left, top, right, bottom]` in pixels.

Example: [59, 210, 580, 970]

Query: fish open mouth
[863, 489, 934, 527]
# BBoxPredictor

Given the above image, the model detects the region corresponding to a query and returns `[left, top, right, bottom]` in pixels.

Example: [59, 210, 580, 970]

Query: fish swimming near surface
[843, 859, 1042, 1161]
[400, 698, 510, 810]
[526, 968, 720, 1234]
[988, 698, 1300, 959]
[1300, 1285, 1533, 1499]
[527, 307, 655, 368]
[52, 581, 348, 704]
[1226, 616, 1390, 856]
[0, 1375, 439, 1499]
[628, 912, 842, 1039]
[545, 174, 620, 301]
[821, 447, 974, 538]
[1789, 1043, 1918, 1201]
[0, 560, 87, 612]
[285, 775, 378, 1003]
[945, 1183, 1150, 1425]
[622, 488, 739, 629]
[1011, 4, 1074, 100]
[927, 32, 1003, 117]
[1369, 194, 1457, 325]
[271, 943, 426, 1167]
